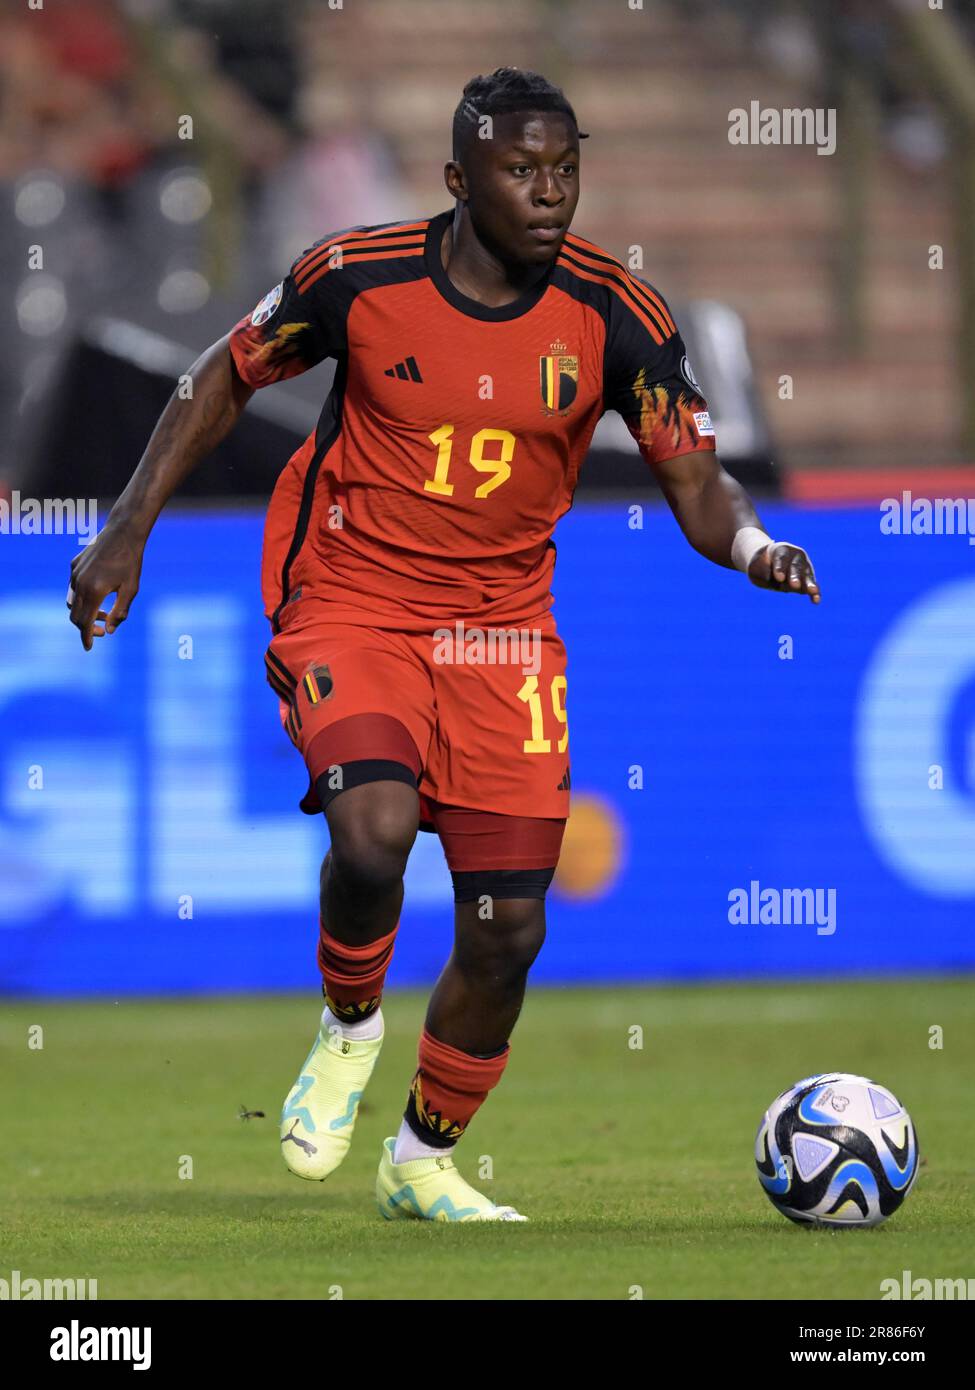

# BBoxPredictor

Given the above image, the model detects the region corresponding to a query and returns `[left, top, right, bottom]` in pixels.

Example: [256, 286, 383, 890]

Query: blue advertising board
[1, 501, 972, 993]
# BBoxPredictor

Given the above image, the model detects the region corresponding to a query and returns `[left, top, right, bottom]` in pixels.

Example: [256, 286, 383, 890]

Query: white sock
[393, 1117, 451, 1164]
[321, 1005, 383, 1041]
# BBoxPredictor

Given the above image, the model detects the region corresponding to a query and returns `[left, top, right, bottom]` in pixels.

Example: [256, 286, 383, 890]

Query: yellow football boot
[280, 1015, 383, 1180]
[375, 1137, 527, 1222]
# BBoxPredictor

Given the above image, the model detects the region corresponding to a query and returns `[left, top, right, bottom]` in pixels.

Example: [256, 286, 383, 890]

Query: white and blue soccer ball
[755, 1073, 920, 1227]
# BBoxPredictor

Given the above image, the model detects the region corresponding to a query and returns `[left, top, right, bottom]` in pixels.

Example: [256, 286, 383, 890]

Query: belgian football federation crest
[540, 341, 578, 416]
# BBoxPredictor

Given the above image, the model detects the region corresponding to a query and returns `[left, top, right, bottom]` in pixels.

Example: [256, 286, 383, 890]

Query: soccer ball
[755, 1072, 919, 1227]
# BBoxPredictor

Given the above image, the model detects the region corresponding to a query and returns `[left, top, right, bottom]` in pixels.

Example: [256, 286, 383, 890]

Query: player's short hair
[452, 67, 588, 160]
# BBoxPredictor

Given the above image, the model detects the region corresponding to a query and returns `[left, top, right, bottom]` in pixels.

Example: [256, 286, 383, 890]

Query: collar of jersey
[424, 209, 553, 322]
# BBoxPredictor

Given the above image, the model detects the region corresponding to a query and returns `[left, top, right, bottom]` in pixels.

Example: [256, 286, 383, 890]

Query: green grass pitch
[1, 979, 971, 1300]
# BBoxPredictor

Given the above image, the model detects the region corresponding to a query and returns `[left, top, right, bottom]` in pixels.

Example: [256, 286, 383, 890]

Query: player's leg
[317, 775, 418, 1014]
[267, 624, 435, 1180]
[374, 616, 570, 1218]
[376, 814, 564, 1222]
[281, 773, 419, 1180]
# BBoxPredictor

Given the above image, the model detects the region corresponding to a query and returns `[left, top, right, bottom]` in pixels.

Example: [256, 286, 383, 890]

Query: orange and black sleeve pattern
[229, 220, 431, 390]
[601, 274, 717, 465]
[228, 238, 349, 389]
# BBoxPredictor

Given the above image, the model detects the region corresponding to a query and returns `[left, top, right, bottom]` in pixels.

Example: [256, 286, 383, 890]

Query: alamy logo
[880, 491, 975, 544]
[432, 621, 541, 676]
[728, 880, 836, 936]
[881, 1270, 975, 1300]
[50, 1320, 150, 1370]
[728, 101, 836, 156]
[1, 1269, 97, 1300]
[0, 492, 98, 543]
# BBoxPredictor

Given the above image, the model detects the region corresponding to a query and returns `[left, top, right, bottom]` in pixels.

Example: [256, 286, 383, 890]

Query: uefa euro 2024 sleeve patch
[250, 282, 284, 327]
[680, 353, 702, 392]
[679, 354, 715, 436]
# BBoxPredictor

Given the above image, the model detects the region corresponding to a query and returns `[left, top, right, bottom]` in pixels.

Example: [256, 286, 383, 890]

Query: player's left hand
[747, 542, 820, 604]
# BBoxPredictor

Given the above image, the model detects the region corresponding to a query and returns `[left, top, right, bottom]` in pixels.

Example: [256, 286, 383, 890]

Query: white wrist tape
[731, 526, 772, 573]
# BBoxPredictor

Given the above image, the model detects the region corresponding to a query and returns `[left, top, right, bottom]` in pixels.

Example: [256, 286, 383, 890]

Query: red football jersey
[229, 211, 716, 632]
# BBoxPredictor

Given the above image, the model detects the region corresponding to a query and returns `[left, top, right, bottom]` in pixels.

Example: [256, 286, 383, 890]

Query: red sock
[317, 921, 397, 1022]
[404, 1028, 510, 1148]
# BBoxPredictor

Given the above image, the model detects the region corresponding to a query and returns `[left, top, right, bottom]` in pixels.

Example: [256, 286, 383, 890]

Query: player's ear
[444, 160, 468, 202]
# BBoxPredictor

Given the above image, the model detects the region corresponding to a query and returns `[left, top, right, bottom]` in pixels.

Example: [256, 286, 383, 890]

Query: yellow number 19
[517, 674, 568, 754]
[424, 425, 515, 498]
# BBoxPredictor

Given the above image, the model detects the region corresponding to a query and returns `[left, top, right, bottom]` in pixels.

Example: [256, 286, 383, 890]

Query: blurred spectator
[256, 78, 409, 271]
[0, 0, 160, 191]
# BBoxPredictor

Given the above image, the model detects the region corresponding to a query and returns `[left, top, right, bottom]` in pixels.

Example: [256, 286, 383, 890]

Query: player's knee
[330, 826, 414, 899]
[327, 788, 417, 900]
[498, 903, 547, 977]
[457, 896, 548, 984]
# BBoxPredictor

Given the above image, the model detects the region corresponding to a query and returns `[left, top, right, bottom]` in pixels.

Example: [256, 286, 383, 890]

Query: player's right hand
[67, 519, 145, 650]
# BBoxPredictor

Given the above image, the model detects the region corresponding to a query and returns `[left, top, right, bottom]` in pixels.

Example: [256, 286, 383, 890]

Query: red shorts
[265, 599, 570, 846]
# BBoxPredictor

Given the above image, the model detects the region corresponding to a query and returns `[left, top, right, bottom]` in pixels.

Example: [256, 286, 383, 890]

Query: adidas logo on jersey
[384, 356, 423, 383]
[556, 767, 571, 792]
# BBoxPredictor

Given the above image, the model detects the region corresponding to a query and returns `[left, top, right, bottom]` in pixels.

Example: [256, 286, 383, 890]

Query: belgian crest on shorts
[303, 665, 334, 704]
[539, 340, 578, 416]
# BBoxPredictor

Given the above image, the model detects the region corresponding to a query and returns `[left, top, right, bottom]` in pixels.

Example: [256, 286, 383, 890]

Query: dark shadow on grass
[40, 1196, 897, 1240]
[48, 1190, 369, 1222]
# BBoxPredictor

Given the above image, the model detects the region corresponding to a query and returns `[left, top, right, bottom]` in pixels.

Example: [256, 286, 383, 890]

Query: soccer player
[68, 68, 819, 1222]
